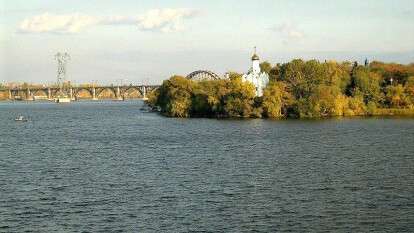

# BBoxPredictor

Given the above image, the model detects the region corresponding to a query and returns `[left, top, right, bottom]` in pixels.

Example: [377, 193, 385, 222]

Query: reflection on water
[1, 101, 413, 232]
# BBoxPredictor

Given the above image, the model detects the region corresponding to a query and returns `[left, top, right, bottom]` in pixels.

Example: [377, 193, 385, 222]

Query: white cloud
[17, 8, 198, 34]
[136, 8, 197, 32]
[271, 22, 305, 42]
[18, 12, 100, 34]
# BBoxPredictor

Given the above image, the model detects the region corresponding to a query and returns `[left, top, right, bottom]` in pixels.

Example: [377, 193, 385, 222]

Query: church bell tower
[251, 46, 261, 74]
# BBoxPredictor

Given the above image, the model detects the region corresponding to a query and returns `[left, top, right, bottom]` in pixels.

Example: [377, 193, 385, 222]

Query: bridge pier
[116, 86, 123, 101]
[47, 88, 53, 101]
[26, 88, 34, 101]
[70, 88, 75, 101]
[92, 87, 98, 100]
[142, 86, 147, 100]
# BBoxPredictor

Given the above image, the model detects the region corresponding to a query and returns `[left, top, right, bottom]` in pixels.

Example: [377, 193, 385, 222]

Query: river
[1, 100, 413, 232]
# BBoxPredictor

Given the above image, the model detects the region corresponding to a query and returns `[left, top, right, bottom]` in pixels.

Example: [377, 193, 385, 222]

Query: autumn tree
[352, 67, 384, 104]
[155, 75, 194, 117]
[222, 76, 256, 118]
[259, 61, 272, 74]
[385, 84, 411, 108]
[268, 63, 281, 82]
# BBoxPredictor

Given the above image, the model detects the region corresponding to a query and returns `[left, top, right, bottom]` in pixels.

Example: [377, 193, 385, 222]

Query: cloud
[18, 12, 100, 34]
[17, 8, 198, 34]
[271, 22, 305, 42]
[136, 8, 198, 32]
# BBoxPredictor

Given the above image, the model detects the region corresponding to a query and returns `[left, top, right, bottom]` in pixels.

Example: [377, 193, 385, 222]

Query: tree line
[147, 60, 414, 118]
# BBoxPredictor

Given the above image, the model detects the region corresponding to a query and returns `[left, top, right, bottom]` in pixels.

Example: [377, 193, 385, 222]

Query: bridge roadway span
[6, 85, 160, 101]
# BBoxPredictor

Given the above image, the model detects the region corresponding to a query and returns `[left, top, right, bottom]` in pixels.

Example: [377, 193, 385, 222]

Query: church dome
[251, 53, 260, 61]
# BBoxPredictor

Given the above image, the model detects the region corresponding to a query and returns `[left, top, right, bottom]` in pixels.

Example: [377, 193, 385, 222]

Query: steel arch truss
[186, 70, 221, 81]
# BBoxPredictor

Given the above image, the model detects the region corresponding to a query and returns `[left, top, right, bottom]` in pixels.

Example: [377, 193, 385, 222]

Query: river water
[1, 101, 413, 232]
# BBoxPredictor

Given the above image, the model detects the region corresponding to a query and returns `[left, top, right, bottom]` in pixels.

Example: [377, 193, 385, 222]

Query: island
[147, 56, 414, 119]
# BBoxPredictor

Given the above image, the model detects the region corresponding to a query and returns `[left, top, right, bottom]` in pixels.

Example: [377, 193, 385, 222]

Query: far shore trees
[147, 59, 414, 118]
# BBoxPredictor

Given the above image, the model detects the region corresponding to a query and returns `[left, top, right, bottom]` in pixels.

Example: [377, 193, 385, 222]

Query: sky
[1, 0, 414, 85]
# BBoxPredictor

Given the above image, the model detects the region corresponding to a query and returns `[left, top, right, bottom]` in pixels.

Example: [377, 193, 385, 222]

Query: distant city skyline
[1, 0, 414, 84]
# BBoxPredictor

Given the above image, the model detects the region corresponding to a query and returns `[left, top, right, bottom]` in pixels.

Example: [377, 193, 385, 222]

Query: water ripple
[0, 101, 413, 232]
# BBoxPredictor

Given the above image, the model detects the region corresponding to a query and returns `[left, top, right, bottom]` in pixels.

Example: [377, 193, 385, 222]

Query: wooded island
[147, 59, 414, 119]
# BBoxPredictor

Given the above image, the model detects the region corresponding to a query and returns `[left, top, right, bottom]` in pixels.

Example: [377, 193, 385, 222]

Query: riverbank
[369, 108, 414, 116]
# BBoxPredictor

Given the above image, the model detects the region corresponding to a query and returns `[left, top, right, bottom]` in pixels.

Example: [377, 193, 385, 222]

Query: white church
[241, 49, 269, 96]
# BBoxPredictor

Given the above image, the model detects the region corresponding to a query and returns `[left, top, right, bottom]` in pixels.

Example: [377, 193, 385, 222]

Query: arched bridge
[186, 70, 221, 81]
[7, 85, 160, 101]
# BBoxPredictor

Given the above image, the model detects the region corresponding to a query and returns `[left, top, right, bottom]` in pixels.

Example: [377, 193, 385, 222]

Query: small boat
[15, 116, 28, 122]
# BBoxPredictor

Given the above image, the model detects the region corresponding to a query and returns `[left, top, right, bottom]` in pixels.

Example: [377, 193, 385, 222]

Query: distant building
[241, 49, 269, 96]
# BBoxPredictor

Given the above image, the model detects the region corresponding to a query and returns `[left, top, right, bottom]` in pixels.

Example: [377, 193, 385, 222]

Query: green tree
[353, 67, 384, 104]
[268, 64, 281, 82]
[405, 76, 414, 107]
[280, 59, 325, 99]
[227, 72, 243, 81]
[322, 61, 351, 93]
[262, 81, 292, 118]
[279, 59, 307, 99]
[259, 61, 272, 74]
[146, 88, 160, 108]
[156, 75, 194, 117]
[191, 80, 230, 117]
[297, 85, 342, 118]
[222, 77, 256, 118]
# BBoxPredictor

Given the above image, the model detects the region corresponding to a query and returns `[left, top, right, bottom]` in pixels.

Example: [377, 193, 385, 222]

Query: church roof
[251, 53, 260, 61]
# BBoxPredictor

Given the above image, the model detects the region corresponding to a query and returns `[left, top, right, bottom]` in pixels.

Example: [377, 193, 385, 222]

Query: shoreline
[154, 108, 414, 119]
